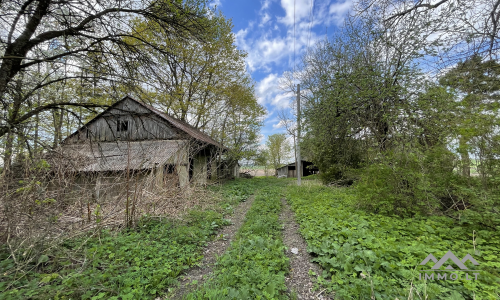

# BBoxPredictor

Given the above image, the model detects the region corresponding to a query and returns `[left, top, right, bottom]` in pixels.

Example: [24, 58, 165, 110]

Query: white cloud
[210, 0, 222, 8]
[327, 0, 353, 26]
[256, 74, 293, 127]
[236, 0, 353, 72]
[271, 92, 292, 108]
[272, 119, 287, 129]
[236, 27, 315, 72]
[277, 0, 311, 26]
[256, 73, 280, 105]
[261, 0, 273, 11]
[260, 13, 271, 26]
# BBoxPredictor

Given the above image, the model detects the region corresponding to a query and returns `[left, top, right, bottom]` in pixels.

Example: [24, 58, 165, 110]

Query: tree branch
[384, 0, 450, 22]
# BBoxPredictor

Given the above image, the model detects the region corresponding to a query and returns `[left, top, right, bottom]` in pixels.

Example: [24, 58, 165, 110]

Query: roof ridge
[124, 96, 223, 148]
[62, 95, 224, 149]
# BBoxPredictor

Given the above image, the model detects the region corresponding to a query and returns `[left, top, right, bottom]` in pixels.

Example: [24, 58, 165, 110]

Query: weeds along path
[168, 195, 256, 299]
[183, 180, 290, 299]
[280, 198, 333, 300]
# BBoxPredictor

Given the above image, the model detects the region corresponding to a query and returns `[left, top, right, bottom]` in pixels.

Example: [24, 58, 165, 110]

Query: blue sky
[210, 0, 353, 143]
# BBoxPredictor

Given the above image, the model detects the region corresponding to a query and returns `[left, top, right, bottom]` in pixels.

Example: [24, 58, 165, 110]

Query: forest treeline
[279, 0, 500, 223]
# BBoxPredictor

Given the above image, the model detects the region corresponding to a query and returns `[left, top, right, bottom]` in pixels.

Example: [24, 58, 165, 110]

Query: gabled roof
[131, 97, 222, 148]
[64, 95, 223, 149]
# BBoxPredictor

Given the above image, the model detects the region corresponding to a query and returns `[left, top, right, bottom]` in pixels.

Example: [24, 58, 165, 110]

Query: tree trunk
[53, 109, 64, 148]
[459, 136, 470, 177]
[1, 131, 14, 178]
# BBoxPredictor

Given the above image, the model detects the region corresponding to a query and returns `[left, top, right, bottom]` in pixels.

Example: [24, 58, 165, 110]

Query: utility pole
[296, 84, 301, 186]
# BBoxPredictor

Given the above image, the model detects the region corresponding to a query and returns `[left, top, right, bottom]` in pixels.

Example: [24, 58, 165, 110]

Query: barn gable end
[65, 97, 184, 144]
[57, 96, 230, 194]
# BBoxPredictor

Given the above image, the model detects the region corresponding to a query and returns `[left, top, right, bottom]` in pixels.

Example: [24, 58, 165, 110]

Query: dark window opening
[117, 120, 129, 132]
[207, 160, 212, 179]
[164, 164, 175, 174]
[189, 158, 194, 181]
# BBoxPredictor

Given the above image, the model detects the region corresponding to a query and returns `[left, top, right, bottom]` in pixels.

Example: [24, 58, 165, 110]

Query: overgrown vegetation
[286, 183, 500, 299]
[0, 179, 256, 300]
[186, 178, 290, 299]
[281, 2, 500, 219]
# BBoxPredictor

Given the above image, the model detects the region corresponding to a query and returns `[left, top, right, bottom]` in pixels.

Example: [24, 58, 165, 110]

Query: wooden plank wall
[66, 99, 181, 143]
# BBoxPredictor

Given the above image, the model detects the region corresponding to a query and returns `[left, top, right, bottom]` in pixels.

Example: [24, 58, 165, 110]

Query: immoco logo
[418, 250, 480, 281]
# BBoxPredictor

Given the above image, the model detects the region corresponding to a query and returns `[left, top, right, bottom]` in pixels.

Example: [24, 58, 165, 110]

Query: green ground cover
[285, 182, 500, 299]
[185, 178, 290, 300]
[4, 177, 496, 300]
[0, 179, 256, 300]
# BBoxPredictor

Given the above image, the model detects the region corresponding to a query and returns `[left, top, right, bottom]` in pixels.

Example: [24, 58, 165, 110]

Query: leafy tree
[439, 55, 500, 177]
[126, 13, 265, 162]
[265, 134, 291, 175]
[255, 149, 271, 176]
[288, 15, 421, 182]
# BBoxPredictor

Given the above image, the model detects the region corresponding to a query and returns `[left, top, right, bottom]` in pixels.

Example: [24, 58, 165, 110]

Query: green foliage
[266, 134, 292, 173]
[285, 183, 500, 300]
[353, 146, 500, 225]
[355, 148, 448, 216]
[0, 213, 226, 300]
[186, 179, 290, 299]
[0, 188, 242, 300]
[213, 178, 263, 203]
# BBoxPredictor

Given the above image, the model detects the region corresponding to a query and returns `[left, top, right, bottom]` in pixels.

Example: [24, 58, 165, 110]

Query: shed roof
[136, 99, 222, 148]
[60, 140, 186, 172]
[276, 160, 317, 171]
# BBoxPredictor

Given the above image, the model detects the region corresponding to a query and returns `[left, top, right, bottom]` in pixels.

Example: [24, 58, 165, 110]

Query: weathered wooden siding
[277, 166, 288, 177]
[191, 153, 207, 185]
[66, 98, 182, 144]
[157, 143, 189, 188]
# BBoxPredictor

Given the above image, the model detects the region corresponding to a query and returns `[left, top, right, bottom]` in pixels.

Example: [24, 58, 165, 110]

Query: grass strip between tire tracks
[185, 180, 290, 300]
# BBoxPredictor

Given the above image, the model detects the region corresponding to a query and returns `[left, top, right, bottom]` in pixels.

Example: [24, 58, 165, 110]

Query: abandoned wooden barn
[57, 96, 235, 199]
[276, 160, 319, 178]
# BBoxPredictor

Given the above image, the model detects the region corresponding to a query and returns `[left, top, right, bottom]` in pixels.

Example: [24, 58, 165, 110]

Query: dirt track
[280, 198, 333, 300]
[168, 196, 256, 299]
[240, 169, 269, 177]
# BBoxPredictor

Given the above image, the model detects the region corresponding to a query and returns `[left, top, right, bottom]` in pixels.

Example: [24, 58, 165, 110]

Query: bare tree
[356, 0, 500, 68]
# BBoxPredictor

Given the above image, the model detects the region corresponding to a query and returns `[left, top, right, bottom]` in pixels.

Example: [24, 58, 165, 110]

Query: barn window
[117, 119, 129, 132]
[164, 164, 175, 174]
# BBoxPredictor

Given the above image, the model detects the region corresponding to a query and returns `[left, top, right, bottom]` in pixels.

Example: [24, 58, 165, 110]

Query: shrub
[285, 184, 500, 300]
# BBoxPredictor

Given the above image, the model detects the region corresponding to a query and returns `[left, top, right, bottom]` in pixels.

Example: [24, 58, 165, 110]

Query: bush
[0, 183, 247, 300]
[285, 184, 500, 300]
[355, 146, 478, 216]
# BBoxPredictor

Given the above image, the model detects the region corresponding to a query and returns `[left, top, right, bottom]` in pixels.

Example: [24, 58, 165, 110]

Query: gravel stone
[280, 198, 334, 300]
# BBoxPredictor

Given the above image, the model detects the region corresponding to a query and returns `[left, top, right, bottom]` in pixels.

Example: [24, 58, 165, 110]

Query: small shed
[276, 160, 319, 178]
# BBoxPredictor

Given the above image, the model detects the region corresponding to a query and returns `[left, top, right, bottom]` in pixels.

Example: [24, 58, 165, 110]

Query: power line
[307, 0, 315, 50]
